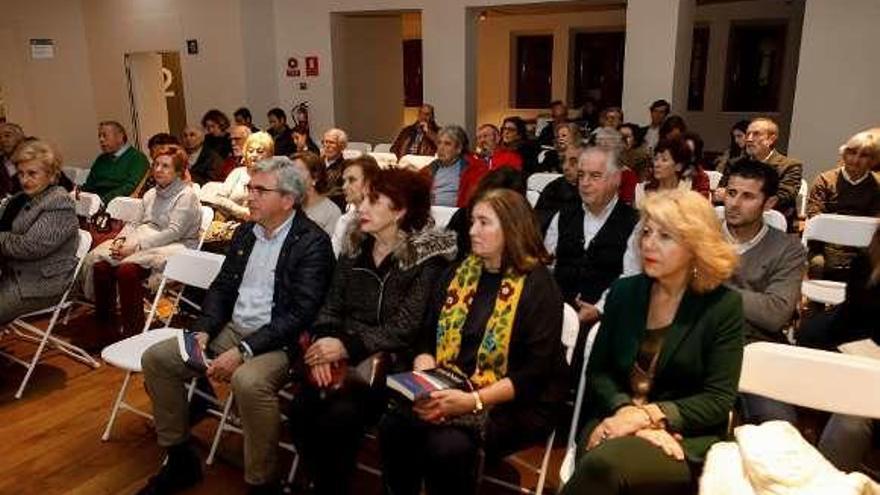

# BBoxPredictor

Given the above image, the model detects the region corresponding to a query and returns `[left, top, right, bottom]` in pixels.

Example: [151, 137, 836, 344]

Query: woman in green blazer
[561, 189, 743, 494]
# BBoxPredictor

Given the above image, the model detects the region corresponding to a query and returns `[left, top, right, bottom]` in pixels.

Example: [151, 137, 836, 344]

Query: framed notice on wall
[30, 39, 55, 59]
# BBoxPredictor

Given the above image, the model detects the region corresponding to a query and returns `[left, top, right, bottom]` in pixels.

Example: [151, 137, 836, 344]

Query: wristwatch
[471, 391, 484, 414]
[238, 342, 253, 361]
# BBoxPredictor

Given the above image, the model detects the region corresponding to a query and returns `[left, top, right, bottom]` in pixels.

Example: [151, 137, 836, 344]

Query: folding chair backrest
[430, 206, 457, 229]
[164, 249, 225, 289]
[561, 303, 579, 364]
[373, 143, 392, 153]
[368, 152, 398, 169]
[106, 196, 144, 224]
[801, 213, 879, 248]
[342, 149, 363, 160]
[398, 154, 435, 170]
[527, 173, 562, 193]
[739, 342, 880, 418]
[74, 191, 102, 217]
[348, 141, 372, 153]
[706, 170, 723, 190]
[197, 206, 214, 248]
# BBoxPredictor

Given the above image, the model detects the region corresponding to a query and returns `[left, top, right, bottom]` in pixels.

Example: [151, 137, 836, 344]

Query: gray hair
[438, 125, 470, 153]
[253, 156, 307, 206]
[324, 128, 349, 147]
[579, 146, 620, 174]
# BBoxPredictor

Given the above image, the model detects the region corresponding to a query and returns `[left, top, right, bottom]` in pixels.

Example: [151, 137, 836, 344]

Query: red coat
[458, 150, 523, 207]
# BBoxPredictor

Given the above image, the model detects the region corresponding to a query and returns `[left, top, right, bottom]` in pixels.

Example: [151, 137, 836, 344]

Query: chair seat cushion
[101, 327, 181, 372]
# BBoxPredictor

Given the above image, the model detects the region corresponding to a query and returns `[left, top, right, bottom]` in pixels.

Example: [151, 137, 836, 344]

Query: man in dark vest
[544, 146, 638, 325]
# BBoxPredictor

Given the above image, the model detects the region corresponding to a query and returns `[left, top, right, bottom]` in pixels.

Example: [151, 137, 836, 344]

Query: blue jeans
[740, 393, 798, 425]
[819, 414, 876, 472]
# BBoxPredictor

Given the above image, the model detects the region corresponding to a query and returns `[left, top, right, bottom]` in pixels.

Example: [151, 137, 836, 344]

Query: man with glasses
[138, 156, 334, 495]
[321, 128, 348, 209]
[544, 146, 637, 325]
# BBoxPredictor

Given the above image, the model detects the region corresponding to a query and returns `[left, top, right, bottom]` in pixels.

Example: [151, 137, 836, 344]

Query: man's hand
[574, 294, 600, 324]
[309, 362, 334, 388]
[207, 347, 243, 382]
[304, 337, 348, 366]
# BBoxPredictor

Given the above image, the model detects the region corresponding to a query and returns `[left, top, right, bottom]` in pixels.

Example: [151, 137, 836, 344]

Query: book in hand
[177, 331, 211, 373]
[386, 367, 472, 402]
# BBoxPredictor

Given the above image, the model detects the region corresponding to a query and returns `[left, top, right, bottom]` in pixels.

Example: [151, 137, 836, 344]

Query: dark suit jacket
[585, 274, 744, 462]
[192, 211, 335, 357]
[189, 147, 224, 185]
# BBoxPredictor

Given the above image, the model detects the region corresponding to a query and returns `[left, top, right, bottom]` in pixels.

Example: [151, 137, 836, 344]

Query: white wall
[788, 0, 880, 182]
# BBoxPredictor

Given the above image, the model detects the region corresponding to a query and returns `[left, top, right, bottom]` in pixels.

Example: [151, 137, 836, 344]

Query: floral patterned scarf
[436, 254, 526, 388]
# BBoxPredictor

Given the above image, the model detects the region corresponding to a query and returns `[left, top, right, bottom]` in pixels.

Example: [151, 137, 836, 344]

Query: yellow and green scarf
[436, 254, 526, 388]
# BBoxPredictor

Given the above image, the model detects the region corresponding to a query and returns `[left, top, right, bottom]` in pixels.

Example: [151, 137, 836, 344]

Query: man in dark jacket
[181, 125, 224, 184]
[138, 156, 334, 495]
[267, 107, 296, 157]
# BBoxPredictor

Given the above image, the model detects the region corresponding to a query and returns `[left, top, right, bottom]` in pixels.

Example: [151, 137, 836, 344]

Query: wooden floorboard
[0, 313, 566, 494]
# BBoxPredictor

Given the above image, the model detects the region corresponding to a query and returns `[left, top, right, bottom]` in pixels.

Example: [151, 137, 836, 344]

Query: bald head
[0, 123, 25, 156]
[181, 125, 205, 153]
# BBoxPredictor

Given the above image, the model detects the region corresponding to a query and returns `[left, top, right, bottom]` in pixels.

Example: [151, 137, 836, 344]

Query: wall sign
[30, 39, 55, 59]
[286, 57, 300, 77]
[305, 56, 319, 77]
[186, 39, 199, 55]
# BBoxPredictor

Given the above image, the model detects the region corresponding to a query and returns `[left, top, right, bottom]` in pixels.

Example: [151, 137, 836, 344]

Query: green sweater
[82, 145, 150, 204]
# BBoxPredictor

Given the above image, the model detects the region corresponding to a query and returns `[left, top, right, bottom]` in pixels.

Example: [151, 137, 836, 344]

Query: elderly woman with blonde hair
[561, 188, 743, 495]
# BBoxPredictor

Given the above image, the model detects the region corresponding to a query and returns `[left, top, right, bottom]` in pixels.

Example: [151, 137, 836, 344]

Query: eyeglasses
[246, 185, 282, 196]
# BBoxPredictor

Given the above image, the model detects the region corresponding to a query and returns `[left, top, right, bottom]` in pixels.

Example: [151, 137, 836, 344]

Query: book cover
[177, 331, 211, 373]
[386, 367, 471, 401]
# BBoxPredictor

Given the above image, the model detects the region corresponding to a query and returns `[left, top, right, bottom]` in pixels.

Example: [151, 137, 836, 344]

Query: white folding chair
[368, 152, 398, 169]
[100, 249, 225, 440]
[197, 206, 214, 249]
[797, 178, 808, 219]
[398, 154, 435, 171]
[706, 170, 723, 191]
[342, 149, 363, 160]
[63, 166, 91, 186]
[72, 191, 102, 217]
[430, 206, 458, 229]
[527, 173, 562, 193]
[373, 143, 392, 153]
[713, 205, 787, 232]
[482, 303, 581, 495]
[739, 341, 880, 418]
[0, 230, 99, 399]
[527, 190, 540, 207]
[106, 197, 144, 224]
[347, 141, 372, 153]
[559, 321, 601, 484]
[801, 214, 880, 305]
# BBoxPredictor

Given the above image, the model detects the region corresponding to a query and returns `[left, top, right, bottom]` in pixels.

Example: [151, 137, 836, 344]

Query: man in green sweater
[722, 158, 805, 424]
[82, 121, 150, 204]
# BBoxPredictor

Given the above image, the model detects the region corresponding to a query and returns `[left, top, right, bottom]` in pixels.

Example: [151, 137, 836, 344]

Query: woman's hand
[635, 428, 685, 461]
[309, 362, 335, 388]
[586, 406, 651, 450]
[304, 337, 348, 366]
[413, 389, 477, 424]
[413, 354, 436, 372]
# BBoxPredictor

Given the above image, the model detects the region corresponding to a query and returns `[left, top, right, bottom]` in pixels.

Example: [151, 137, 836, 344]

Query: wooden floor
[0, 311, 567, 495]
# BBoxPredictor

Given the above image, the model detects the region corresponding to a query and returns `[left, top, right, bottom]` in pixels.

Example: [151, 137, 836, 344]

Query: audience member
[201, 109, 233, 159]
[658, 114, 686, 142]
[267, 107, 295, 157]
[544, 147, 638, 324]
[217, 125, 252, 179]
[618, 122, 652, 181]
[136, 133, 184, 197]
[473, 123, 523, 172]
[720, 160, 805, 425]
[500, 116, 539, 176]
[576, 96, 600, 133]
[145, 133, 180, 158]
[447, 167, 527, 260]
[390, 104, 439, 158]
[589, 106, 623, 143]
[182, 125, 224, 185]
[292, 124, 320, 154]
[81, 121, 150, 204]
[200, 131, 274, 225]
[593, 127, 637, 204]
[806, 129, 880, 280]
[537, 100, 569, 147]
[331, 155, 381, 256]
[0, 122, 25, 197]
[138, 156, 334, 495]
[634, 137, 707, 207]
[714, 119, 749, 174]
[290, 168, 455, 495]
[0, 140, 79, 323]
[683, 131, 711, 173]
[541, 122, 583, 173]
[535, 144, 582, 230]
[380, 189, 568, 495]
[290, 152, 342, 235]
[425, 125, 474, 207]
[321, 128, 348, 209]
[642, 99, 670, 151]
[233, 107, 260, 133]
[561, 188, 741, 495]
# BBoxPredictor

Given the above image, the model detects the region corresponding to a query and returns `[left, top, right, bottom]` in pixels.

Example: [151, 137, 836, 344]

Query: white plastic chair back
[368, 152, 398, 169]
[527, 173, 562, 193]
[63, 166, 91, 186]
[164, 249, 225, 289]
[561, 303, 579, 364]
[342, 149, 363, 160]
[740, 342, 880, 418]
[398, 154, 435, 171]
[106, 197, 144, 224]
[197, 206, 214, 248]
[801, 214, 880, 248]
[373, 143, 392, 153]
[189, 182, 201, 196]
[347, 142, 372, 153]
[73, 191, 102, 217]
[797, 178, 808, 218]
[430, 206, 457, 229]
[560, 321, 602, 483]
[714, 205, 788, 233]
[527, 190, 540, 207]
[706, 170, 723, 190]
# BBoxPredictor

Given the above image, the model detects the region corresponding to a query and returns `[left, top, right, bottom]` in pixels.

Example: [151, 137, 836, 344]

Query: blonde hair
[839, 129, 880, 163]
[641, 189, 738, 293]
[12, 139, 62, 180]
[243, 131, 274, 166]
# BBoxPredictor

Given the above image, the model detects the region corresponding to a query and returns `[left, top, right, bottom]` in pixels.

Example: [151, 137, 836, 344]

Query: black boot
[247, 481, 283, 495]
[137, 442, 203, 495]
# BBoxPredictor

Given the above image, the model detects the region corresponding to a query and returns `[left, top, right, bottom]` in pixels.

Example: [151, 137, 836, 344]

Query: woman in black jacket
[379, 188, 569, 495]
[290, 168, 457, 495]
